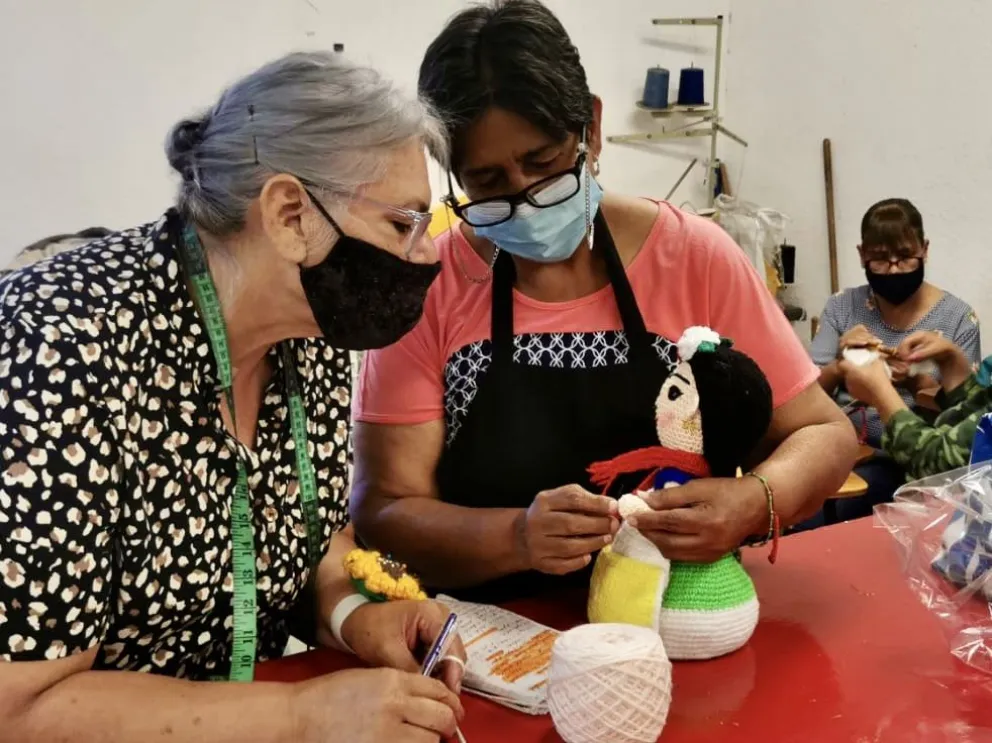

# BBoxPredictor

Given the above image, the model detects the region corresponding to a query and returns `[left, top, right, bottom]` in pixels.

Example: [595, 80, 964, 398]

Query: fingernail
[603, 534, 612, 544]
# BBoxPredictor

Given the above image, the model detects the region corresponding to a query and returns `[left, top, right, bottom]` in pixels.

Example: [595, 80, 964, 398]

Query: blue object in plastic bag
[972, 413, 992, 467]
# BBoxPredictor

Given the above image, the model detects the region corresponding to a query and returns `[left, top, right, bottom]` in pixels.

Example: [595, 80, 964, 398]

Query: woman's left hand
[838, 358, 895, 407]
[340, 599, 467, 694]
[838, 358, 908, 422]
[628, 477, 768, 562]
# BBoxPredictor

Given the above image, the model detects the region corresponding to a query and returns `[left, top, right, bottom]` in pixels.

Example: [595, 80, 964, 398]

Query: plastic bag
[712, 194, 789, 277]
[875, 463, 992, 675]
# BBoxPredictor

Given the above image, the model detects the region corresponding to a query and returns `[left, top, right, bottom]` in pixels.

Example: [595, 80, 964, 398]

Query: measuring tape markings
[181, 221, 321, 682]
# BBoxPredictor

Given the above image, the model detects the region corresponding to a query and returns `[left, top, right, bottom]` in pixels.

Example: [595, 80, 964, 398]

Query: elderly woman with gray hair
[0, 52, 463, 743]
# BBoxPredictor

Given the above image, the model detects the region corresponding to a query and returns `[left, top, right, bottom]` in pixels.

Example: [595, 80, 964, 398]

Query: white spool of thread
[547, 623, 673, 743]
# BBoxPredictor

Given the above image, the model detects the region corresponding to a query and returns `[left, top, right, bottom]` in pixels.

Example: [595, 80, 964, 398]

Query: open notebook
[437, 595, 559, 715]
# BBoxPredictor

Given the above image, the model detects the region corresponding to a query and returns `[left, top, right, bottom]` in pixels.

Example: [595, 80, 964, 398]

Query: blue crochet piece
[932, 492, 992, 592]
[653, 467, 694, 489]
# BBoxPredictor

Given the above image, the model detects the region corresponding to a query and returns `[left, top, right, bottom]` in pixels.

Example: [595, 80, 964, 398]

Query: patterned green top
[883, 359, 992, 480]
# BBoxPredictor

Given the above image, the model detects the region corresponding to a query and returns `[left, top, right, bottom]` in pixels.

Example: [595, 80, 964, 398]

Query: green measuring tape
[179, 222, 322, 682]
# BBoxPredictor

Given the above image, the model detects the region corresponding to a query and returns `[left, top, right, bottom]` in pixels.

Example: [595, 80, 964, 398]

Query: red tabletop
[257, 518, 992, 742]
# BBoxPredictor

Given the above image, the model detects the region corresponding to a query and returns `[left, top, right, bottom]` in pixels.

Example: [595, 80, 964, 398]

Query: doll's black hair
[688, 340, 773, 478]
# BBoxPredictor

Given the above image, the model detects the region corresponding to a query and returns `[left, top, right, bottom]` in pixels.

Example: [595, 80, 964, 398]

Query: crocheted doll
[586, 327, 773, 660]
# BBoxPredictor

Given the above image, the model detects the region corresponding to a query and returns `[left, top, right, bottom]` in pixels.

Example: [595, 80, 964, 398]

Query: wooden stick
[665, 158, 698, 201]
[823, 138, 839, 294]
[719, 160, 733, 197]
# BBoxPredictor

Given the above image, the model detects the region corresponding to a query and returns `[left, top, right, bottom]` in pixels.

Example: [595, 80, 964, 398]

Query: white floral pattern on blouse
[0, 212, 351, 679]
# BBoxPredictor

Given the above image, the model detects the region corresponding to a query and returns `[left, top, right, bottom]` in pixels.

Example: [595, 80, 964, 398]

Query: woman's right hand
[515, 485, 619, 575]
[897, 331, 972, 391]
[838, 324, 881, 353]
[293, 667, 464, 743]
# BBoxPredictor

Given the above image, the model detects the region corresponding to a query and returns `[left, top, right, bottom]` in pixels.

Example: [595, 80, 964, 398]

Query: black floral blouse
[0, 212, 351, 679]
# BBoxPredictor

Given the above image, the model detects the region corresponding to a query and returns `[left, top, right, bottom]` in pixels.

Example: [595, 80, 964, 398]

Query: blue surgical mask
[474, 166, 604, 263]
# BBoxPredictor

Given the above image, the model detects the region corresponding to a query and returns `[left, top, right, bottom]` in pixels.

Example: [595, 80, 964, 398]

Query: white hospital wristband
[329, 593, 370, 653]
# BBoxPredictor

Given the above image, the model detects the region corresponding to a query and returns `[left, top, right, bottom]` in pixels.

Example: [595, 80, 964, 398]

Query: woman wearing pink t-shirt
[351, 0, 857, 602]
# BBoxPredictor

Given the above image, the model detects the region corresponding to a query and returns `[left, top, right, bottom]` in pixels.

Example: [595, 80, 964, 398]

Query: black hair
[418, 0, 594, 170]
[689, 343, 773, 478]
[860, 198, 925, 252]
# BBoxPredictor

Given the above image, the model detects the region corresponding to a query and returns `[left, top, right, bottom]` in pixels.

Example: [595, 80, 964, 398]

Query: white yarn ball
[548, 624, 673, 743]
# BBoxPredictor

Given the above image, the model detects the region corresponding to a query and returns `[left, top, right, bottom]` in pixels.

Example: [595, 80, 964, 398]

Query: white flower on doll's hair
[677, 326, 727, 362]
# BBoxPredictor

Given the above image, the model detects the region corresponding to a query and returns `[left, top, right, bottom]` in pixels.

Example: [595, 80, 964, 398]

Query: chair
[822, 471, 869, 524]
[2, 227, 112, 278]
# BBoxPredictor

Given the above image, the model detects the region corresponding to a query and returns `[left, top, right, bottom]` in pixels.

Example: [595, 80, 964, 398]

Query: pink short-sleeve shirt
[355, 201, 816, 436]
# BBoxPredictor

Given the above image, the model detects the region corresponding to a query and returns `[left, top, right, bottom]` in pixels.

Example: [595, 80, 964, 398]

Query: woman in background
[350, 0, 856, 602]
[0, 52, 463, 743]
[811, 198, 980, 520]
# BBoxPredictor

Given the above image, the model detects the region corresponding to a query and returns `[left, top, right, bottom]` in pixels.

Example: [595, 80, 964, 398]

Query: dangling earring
[585, 161, 595, 251]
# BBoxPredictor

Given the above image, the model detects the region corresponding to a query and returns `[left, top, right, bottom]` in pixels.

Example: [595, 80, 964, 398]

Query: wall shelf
[635, 101, 713, 117]
[607, 14, 748, 206]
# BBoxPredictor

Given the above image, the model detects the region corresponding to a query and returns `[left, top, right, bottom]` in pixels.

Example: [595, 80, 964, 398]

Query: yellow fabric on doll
[588, 540, 666, 628]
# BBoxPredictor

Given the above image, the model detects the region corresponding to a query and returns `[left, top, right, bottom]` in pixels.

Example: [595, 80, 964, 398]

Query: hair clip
[247, 105, 259, 165]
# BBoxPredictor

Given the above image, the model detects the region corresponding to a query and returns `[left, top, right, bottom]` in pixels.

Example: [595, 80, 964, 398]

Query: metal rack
[606, 16, 748, 206]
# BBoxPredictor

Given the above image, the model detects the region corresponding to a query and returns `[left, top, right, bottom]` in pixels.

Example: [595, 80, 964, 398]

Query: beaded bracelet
[745, 471, 780, 564]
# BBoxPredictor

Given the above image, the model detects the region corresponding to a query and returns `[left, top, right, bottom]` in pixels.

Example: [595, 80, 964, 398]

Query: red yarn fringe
[587, 446, 711, 495]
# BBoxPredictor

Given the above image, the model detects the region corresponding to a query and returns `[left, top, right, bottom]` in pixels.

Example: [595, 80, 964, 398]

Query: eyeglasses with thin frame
[445, 148, 587, 228]
[864, 254, 923, 274]
[358, 196, 434, 260]
[303, 181, 433, 260]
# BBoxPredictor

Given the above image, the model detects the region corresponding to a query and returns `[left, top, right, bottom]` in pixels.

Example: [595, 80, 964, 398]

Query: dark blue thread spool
[642, 66, 670, 109]
[677, 66, 705, 106]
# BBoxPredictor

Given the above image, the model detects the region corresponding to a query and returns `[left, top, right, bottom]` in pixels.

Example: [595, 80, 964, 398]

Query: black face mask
[865, 264, 924, 306]
[300, 192, 441, 350]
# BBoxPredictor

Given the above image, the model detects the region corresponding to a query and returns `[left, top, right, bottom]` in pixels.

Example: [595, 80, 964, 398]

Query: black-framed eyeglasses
[445, 151, 587, 228]
[864, 255, 923, 273]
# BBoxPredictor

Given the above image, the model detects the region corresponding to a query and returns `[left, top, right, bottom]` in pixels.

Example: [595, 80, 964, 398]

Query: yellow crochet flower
[343, 549, 427, 602]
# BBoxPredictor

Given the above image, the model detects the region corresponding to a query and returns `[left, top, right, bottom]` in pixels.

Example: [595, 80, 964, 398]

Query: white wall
[0, 0, 728, 263]
[6, 0, 985, 351]
[724, 0, 992, 348]
[0, 0, 315, 256]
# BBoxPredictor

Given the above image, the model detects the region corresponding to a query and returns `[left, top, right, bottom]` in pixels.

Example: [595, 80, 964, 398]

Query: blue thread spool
[677, 66, 705, 106]
[642, 66, 670, 109]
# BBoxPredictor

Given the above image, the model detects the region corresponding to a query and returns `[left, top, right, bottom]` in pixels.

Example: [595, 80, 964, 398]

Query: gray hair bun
[163, 51, 446, 236]
[165, 117, 208, 181]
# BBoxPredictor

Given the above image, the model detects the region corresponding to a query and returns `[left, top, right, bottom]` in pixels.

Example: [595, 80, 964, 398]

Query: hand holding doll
[630, 477, 770, 563]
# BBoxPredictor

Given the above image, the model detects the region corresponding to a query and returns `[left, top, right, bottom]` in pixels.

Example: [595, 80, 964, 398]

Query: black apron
[436, 211, 672, 602]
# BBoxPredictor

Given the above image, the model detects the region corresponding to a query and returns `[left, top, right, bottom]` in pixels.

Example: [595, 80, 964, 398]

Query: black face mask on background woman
[300, 191, 441, 350]
[865, 264, 924, 306]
